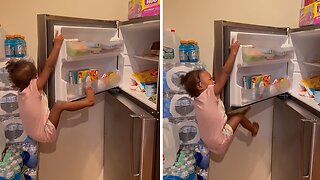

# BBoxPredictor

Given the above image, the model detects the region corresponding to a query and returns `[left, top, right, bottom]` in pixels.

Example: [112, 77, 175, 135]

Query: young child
[5, 32, 95, 143]
[180, 39, 259, 155]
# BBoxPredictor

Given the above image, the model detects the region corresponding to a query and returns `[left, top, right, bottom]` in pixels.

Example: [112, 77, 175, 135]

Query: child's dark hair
[180, 69, 205, 98]
[5, 60, 37, 91]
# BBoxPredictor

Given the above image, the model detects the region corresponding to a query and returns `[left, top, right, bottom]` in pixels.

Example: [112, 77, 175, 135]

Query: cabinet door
[104, 91, 158, 180]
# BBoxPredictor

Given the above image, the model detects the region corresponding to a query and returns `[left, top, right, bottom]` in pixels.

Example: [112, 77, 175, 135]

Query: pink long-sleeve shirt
[194, 84, 233, 155]
[17, 78, 56, 143]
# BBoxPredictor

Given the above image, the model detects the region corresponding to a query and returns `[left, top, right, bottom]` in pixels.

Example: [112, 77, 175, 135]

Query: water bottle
[14, 34, 25, 58]
[179, 40, 189, 62]
[188, 40, 199, 62]
[163, 28, 180, 62]
[0, 165, 6, 180]
[5, 35, 15, 58]
[0, 25, 5, 59]
[21, 35, 27, 57]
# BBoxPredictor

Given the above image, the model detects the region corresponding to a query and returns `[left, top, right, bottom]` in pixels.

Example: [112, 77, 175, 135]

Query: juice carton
[299, 2, 320, 27]
[128, 0, 160, 19]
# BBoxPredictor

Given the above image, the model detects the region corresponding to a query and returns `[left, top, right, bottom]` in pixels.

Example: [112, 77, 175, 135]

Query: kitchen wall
[0, 1, 128, 180]
[0, 0, 128, 64]
[164, 0, 301, 73]
[164, 0, 301, 180]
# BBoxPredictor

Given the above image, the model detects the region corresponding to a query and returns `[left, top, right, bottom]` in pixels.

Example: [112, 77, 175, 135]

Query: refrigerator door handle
[301, 119, 318, 180]
[130, 114, 155, 180]
[130, 114, 141, 180]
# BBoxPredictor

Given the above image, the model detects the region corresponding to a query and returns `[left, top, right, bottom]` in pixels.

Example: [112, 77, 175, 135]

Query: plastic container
[5, 35, 15, 58]
[188, 40, 199, 62]
[0, 25, 6, 59]
[145, 82, 157, 97]
[163, 28, 180, 62]
[179, 40, 189, 62]
[163, 118, 180, 169]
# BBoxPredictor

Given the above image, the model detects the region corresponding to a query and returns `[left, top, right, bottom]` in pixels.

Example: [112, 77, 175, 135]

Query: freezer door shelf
[237, 46, 292, 67]
[60, 78, 121, 102]
[231, 79, 291, 107]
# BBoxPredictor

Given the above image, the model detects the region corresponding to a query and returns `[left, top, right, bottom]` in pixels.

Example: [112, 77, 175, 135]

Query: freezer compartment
[119, 20, 160, 110]
[289, 30, 320, 111]
[120, 20, 160, 60]
[53, 26, 122, 102]
[291, 27, 320, 65]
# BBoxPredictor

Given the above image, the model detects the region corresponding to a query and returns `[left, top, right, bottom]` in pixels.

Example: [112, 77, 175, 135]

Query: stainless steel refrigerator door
[213, 20, 288, 111]
[272, 98, 320, 180]
[104, 91, 158, 180]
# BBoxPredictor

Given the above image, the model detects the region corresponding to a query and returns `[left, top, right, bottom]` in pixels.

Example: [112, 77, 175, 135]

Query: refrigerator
[37, 14, 160, 180]
[213, 20, 320, 180]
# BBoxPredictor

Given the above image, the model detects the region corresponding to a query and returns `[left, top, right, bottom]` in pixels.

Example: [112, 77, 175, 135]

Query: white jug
[163, 118, 180, 168]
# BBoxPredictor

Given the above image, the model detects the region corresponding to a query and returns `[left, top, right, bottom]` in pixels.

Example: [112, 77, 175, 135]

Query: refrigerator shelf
[238, 59, 290, 68]
[133, 55, 159, 62]
[289, 90, 320, 112]
[303, 62, 320, 67]
[64, 49, 122, 62]
[233, 78, 291, 107]
[120, 84, 157, 110]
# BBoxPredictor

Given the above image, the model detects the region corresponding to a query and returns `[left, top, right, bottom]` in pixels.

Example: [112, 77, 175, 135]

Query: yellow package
[132, 68, 158, 90]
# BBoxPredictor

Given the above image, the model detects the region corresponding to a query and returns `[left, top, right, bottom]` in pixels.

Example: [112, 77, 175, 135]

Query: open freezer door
[214, 20, 294, 111]
[37, 14, 120, 107]
[288, 26, 320, 114]
[118, 16, 160, 116]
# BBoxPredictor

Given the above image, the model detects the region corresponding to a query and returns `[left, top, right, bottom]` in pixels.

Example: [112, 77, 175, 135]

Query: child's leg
[226, 106, 251, 131]
[226, 107, 259, 136]
[48, 86, 95, 128]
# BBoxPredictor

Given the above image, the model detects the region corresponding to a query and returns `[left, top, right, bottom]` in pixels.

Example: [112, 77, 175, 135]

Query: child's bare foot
[251, 122, 259, 137]
[85, 86, 95, 106]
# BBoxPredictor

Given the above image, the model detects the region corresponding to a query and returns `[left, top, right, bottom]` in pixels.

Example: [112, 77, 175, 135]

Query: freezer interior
[289, 29, 320, 112]
[229, 31, 293, 107]
[119, 20, 160, 110]
[53, 25, 122, 102]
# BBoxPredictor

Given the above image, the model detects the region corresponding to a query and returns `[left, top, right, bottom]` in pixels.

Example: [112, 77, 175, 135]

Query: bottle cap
[180, 40, 188, 44]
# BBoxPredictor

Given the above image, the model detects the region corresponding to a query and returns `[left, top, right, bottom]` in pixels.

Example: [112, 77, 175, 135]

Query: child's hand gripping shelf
[66, 70, 122, 101]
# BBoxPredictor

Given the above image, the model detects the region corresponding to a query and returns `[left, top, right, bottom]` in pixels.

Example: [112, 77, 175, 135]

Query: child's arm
[214, 39, 240, 96]
[37, 32, 64, 91]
